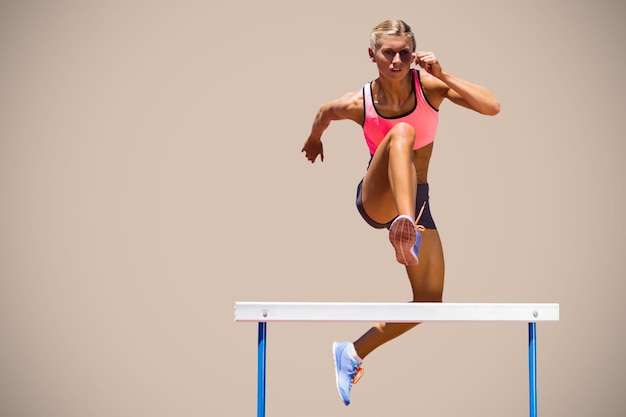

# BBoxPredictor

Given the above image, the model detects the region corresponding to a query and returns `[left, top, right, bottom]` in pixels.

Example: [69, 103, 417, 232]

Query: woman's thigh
[361, 159, 396, 223]
[360, 130, 414, 224]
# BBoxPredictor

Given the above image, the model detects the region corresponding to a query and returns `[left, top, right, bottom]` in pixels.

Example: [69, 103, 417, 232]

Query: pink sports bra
[362, 69, 439, 155]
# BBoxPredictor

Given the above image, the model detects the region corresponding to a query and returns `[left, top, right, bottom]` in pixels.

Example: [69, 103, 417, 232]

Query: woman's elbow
[482, 99, 501, 116]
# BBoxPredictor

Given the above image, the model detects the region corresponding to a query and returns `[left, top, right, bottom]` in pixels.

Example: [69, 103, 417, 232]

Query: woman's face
[369, 35, 416, 79]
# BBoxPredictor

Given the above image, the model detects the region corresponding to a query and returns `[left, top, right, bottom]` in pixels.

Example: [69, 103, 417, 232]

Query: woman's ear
[368, 47, 375, 62]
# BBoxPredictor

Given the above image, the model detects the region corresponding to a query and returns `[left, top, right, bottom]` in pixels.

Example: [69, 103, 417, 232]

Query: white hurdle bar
[234, 302, 560, 417]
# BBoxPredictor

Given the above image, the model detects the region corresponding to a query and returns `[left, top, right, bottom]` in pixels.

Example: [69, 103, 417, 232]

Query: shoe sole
[389, 216, 419, 266]
[332, 342, 350, 406]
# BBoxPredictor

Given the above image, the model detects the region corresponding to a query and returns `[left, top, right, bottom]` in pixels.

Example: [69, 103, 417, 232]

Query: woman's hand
[415, 51, 443, 78]
[301, 137, 324, 163]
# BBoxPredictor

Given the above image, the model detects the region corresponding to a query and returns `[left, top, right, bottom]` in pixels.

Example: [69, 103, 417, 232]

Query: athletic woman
[301, 19, 500, 406]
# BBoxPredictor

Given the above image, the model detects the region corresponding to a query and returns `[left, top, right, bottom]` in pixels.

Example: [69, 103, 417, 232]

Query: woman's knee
[386, 124, 416, 152]
[388, 122, 416, 147]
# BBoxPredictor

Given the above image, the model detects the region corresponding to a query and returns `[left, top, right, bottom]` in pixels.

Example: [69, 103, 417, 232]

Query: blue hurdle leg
[258, 322, 267, 417]
[528, 322, 537, 417]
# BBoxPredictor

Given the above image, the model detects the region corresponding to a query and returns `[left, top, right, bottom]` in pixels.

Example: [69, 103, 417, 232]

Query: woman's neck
[373, 70, 414, 105]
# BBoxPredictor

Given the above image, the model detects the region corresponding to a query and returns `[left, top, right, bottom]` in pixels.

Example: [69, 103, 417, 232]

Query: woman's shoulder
[335, 89, 364, 111]
[416, 69, 445, 90]
[332, 89, 365, 123]
[416, 69, 448, 108]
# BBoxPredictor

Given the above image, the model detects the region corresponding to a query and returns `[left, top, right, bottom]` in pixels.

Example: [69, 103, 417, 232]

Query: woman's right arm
[301, 91, 363, 163]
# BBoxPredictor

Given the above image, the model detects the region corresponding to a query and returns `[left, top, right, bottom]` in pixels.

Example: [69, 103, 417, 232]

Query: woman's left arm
[416, 51, 501, 116]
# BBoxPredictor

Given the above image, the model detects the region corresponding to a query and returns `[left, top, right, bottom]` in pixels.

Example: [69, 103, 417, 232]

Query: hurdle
[234, 302, 560, 417]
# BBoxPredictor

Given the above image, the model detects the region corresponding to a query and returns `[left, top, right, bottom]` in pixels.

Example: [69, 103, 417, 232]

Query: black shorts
[355, 180, 437, 230]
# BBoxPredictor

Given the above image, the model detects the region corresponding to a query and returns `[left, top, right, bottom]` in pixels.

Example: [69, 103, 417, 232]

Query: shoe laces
[351, 364, 364, 385]
[414, 201, 426, 232]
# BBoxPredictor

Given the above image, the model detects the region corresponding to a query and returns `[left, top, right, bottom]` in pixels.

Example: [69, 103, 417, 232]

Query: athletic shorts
[355, 180, 437, 230]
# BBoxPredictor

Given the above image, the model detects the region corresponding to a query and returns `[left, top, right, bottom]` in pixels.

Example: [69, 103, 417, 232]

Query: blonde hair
[369, 19, 416, 52]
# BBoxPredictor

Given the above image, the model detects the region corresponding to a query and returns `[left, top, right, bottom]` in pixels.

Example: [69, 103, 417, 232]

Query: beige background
[1, 1, 624, 416]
